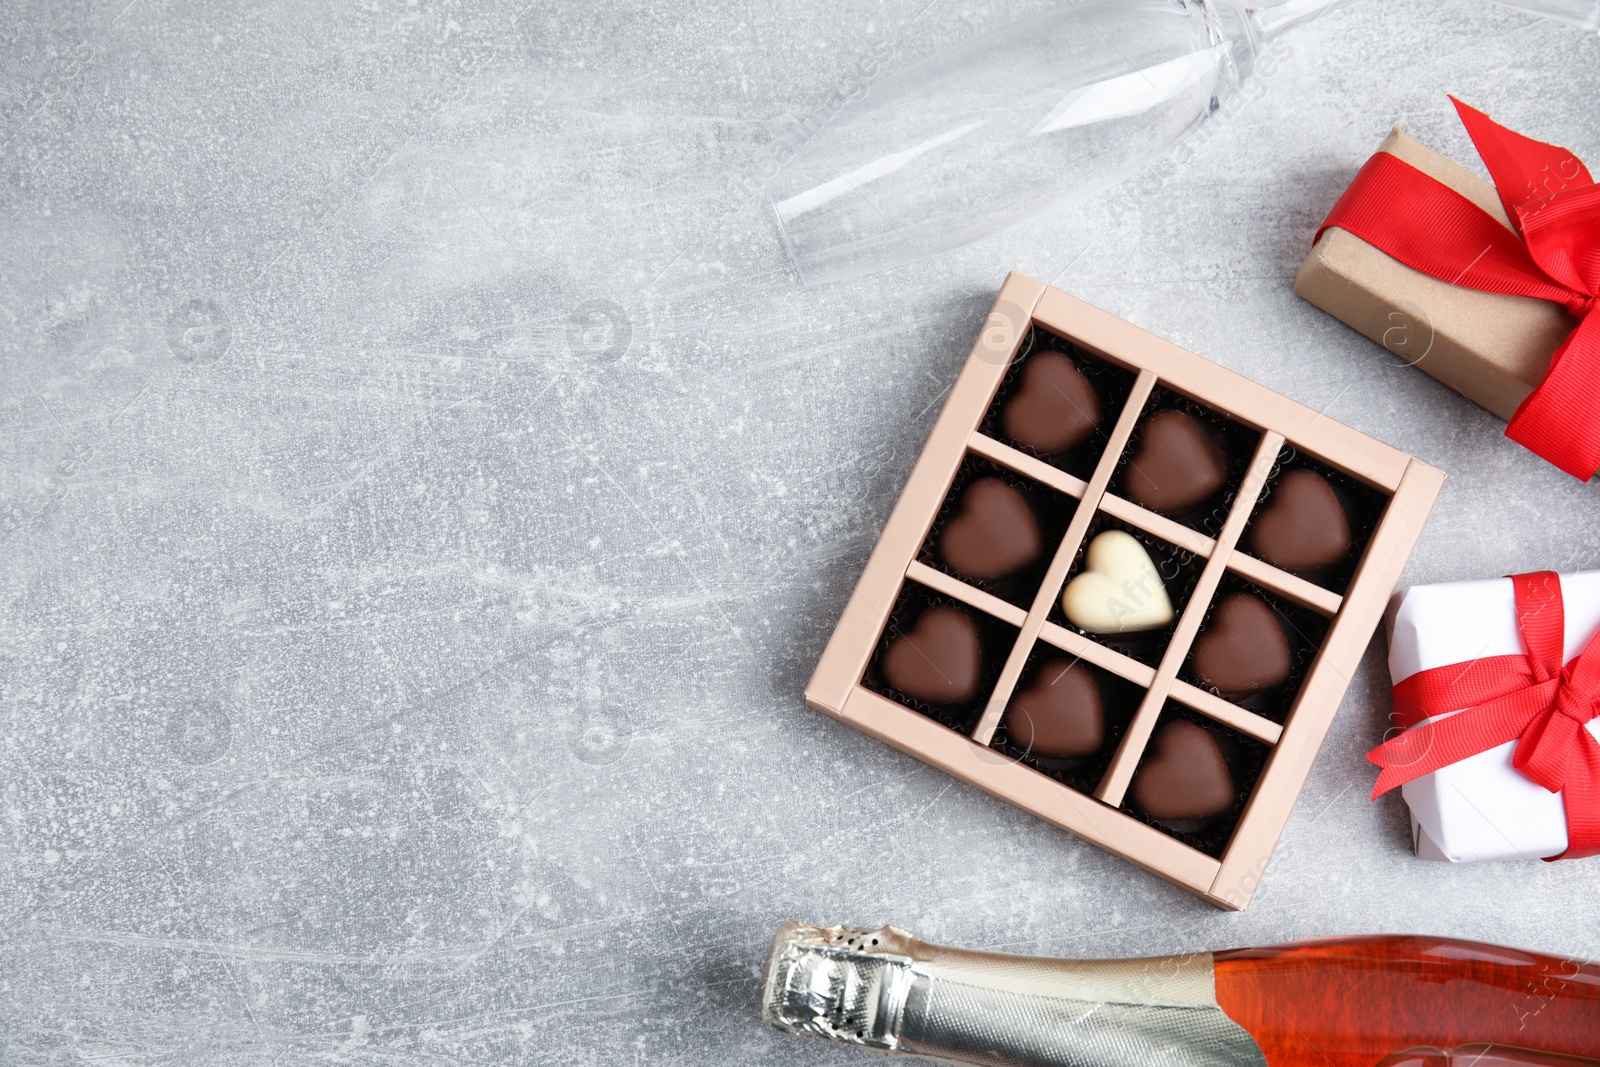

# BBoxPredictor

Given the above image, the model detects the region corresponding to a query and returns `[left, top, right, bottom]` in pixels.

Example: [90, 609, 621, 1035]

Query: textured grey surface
[3, 1, 1599, 1064]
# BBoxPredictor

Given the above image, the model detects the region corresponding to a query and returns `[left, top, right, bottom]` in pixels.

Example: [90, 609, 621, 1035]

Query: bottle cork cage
[805, 274, 1443, 910]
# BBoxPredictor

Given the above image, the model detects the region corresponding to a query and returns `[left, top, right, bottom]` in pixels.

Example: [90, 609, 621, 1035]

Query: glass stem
[1246, 0, 1361, 39]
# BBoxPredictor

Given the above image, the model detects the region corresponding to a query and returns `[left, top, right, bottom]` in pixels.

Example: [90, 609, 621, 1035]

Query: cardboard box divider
[1094, 429, 1285, 808]
[1168, 679, 1285, 746]
[971, 367, 1157, 749]
[806, 272, 1444, 909]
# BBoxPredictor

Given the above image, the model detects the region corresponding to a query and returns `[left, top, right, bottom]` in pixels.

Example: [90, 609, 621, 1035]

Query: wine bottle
[761, 921, 1600, 1066]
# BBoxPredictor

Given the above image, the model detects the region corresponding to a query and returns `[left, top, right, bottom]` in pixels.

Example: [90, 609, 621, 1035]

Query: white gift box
[1386, 571, 1600, 863]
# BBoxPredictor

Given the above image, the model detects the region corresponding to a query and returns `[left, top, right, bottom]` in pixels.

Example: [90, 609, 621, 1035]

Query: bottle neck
[761, 922, 1266, 1067]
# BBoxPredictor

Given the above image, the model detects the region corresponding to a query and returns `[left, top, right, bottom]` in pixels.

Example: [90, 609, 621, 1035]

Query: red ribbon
[1368, 572, 1600, 860]
[1317, 97, 1600, 480]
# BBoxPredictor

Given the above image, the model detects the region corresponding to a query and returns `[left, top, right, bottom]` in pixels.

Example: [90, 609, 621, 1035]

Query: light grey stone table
[4, 1, 1599, 1063]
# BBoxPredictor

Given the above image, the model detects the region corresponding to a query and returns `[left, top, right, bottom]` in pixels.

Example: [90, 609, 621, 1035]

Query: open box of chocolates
[807, 273, 1444, 909]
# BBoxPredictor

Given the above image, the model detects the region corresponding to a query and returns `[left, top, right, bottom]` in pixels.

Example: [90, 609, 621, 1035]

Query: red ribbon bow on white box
[1369, 571, 1600, 860]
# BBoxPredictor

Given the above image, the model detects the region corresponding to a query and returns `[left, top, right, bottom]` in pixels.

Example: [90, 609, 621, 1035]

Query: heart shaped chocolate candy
[1189, 592, 1291, 695]
[882, 605, 983, 705]
[1000, 352, 1102, 454]
[1122, 409, 1228, 516]
[1060, 531, 1173, 633]
[1247, 469, 1352, 572]
[938, 477, 1043, 580]
[1004, 659, 1104, 758]
[1130, 720, 1235, 822]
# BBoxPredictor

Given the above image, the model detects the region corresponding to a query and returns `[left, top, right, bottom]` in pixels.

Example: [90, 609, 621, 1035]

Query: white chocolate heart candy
[1061, 531, 1174, 633]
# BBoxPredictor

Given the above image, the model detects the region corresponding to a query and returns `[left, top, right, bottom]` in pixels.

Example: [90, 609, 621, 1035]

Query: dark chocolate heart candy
[938, 478, 1043, 580]
[1000, 352, 1102, 454]
[1004, 659, 1104, 758]
[1122, 409, 1228, 516]
[882, 605, 982, 705]
[1247, 469, 1352, 572]
[1129, 719, 1235, 822]
[1189, 593, 1291, 696]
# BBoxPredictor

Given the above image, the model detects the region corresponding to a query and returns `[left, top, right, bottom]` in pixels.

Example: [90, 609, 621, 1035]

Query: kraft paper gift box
[1294, 127, 1578, 423]
[1386, 571, 1600, 862]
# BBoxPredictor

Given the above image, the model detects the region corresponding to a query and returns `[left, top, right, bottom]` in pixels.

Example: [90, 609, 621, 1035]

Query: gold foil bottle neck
[760, 920, 1267, 1067]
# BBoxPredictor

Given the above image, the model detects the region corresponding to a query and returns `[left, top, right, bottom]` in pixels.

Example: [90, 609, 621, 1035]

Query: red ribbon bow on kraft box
[1370, 571, 1600, 861]
[1318, 99, 1600, 479]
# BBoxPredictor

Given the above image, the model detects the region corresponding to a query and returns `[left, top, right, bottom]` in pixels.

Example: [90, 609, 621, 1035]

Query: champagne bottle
[761, 921, 1600, 1066]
